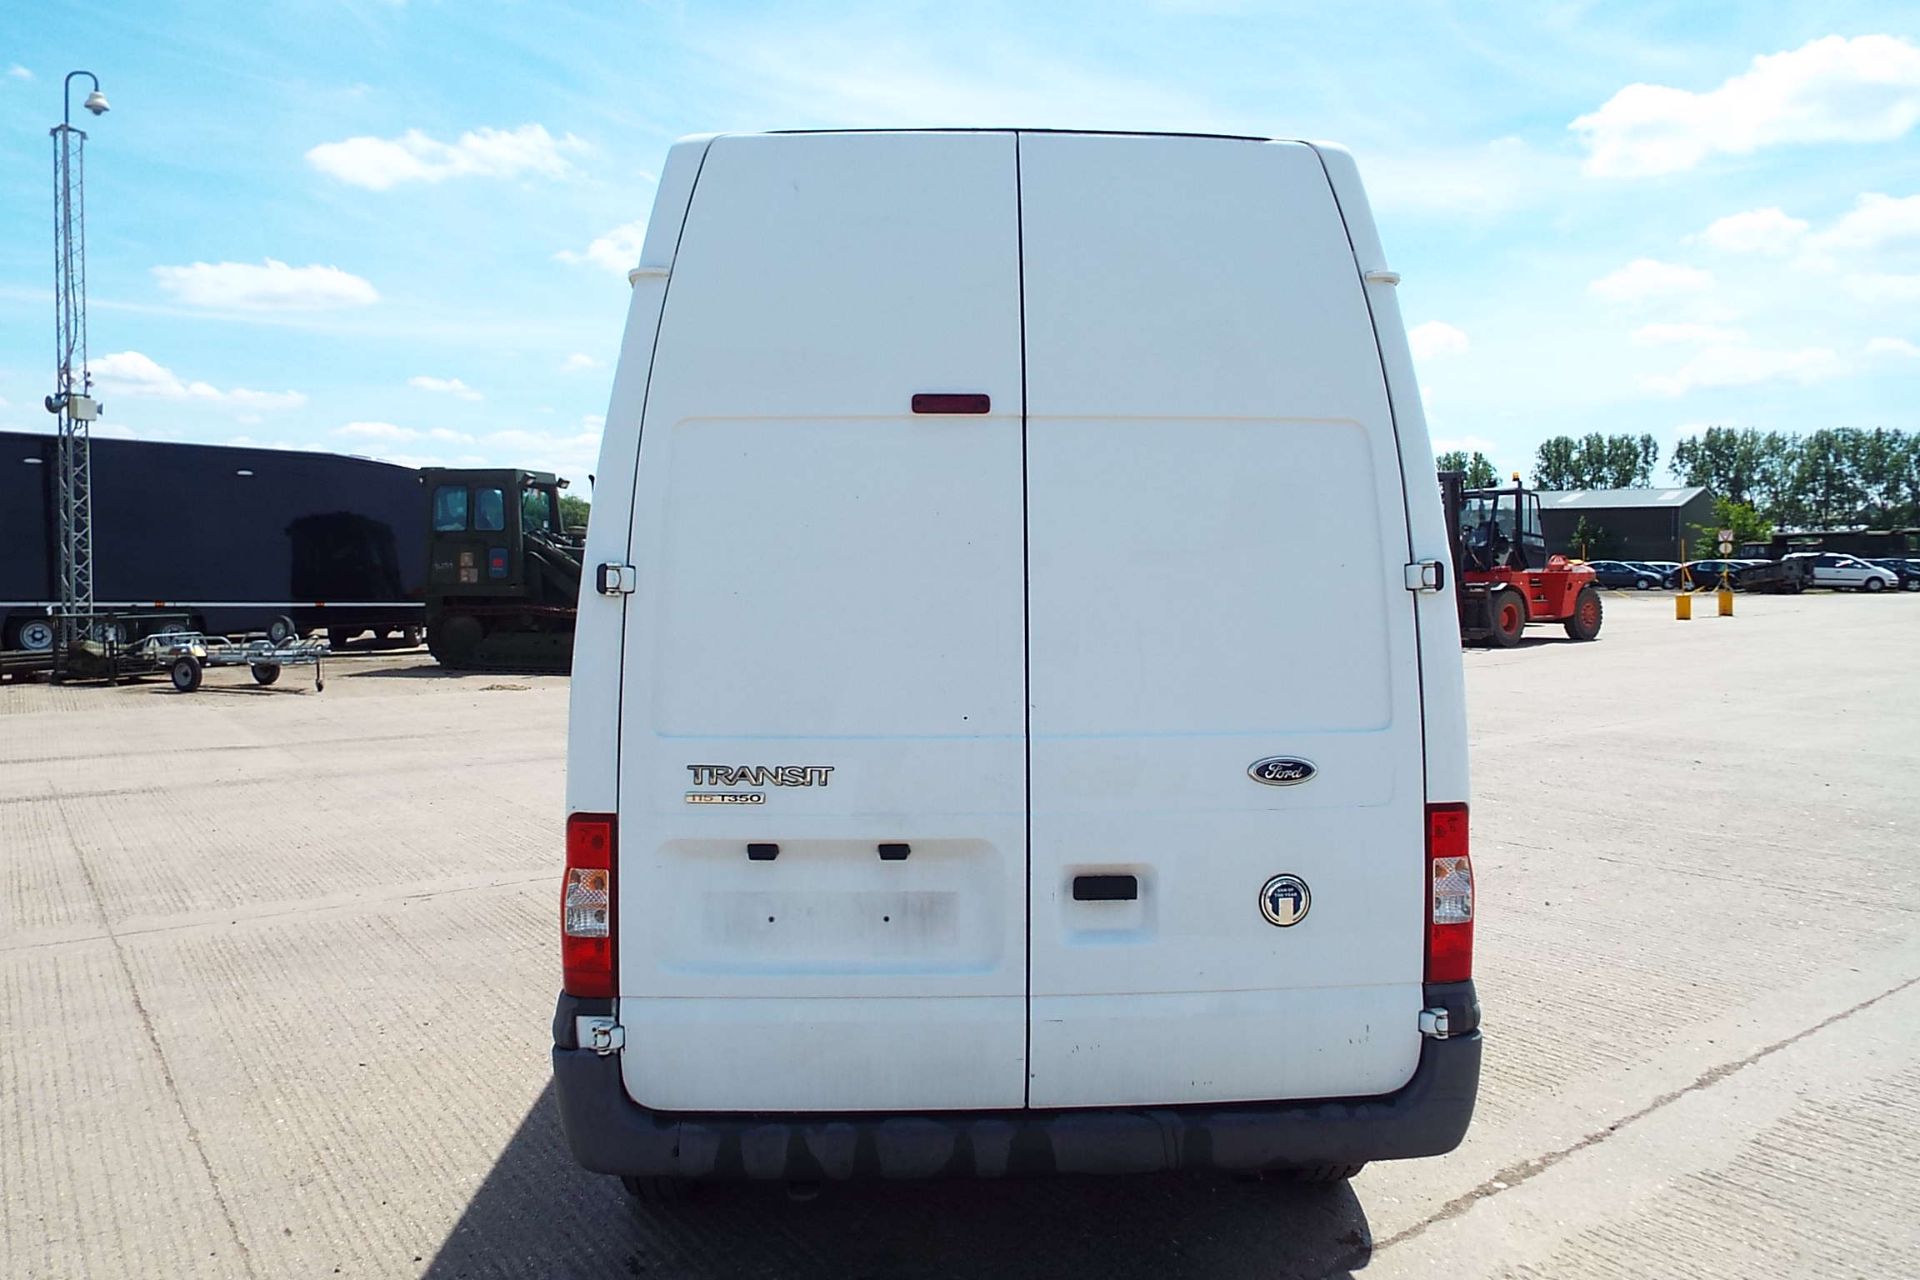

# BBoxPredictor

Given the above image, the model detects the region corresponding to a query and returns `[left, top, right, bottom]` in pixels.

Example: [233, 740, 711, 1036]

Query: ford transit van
[553, 129, 1477, 1193]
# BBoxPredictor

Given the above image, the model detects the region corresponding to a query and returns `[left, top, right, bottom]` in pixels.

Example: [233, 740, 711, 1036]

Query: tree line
[1440, 429, 1920, 532]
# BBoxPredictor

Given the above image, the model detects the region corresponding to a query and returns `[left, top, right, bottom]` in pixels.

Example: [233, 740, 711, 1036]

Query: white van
[554, 130, 1478, 1194]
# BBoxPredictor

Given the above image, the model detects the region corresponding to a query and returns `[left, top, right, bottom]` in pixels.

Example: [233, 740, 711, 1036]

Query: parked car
[1679, 559, 1753, 590]
[1633, 560, 1682, 587]
[1785, 552, 1900, 592]
[1583, 560, 1665, 590]
[1866, 557, 1920, 591]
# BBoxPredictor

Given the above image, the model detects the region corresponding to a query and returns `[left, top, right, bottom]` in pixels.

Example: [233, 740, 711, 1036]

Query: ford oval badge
[1248, 756, 1316, 787]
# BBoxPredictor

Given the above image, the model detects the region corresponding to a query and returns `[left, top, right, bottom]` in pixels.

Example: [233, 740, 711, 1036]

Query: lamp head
[82, 90, 109, 116]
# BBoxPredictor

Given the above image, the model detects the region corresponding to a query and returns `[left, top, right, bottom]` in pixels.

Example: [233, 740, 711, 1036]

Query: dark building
[1537, 487, 1714, 562]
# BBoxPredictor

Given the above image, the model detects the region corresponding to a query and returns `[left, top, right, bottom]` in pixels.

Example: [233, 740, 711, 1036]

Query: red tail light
[1425, 802, 1473, 983]
[562, 813, 616, 997]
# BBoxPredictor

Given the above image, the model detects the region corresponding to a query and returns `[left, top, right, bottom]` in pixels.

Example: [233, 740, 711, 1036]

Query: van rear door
[614, 133, 1030, 1112]
[1020, 135, 1429, 1108]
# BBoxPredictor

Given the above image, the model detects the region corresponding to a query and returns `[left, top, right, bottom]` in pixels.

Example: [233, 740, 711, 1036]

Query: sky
[2, 1, 1918, 486]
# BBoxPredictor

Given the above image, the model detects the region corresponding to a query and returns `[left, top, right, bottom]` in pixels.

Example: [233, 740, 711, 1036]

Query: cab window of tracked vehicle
[521, 486, 555, 534]
[432, 485, 468, 532]
[474, 487, 507, 532]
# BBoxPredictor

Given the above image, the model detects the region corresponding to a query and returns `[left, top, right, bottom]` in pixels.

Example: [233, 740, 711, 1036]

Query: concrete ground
[2, 592, 1917, 1278]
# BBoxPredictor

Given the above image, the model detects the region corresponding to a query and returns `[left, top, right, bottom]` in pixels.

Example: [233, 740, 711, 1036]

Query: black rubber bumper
[551, 984, 1481, 1182]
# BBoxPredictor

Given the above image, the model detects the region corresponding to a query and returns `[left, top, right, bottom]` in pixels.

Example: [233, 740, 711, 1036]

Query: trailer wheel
[267, 615, 298, 645]
[15, 618, 56, 653]
[251, 663, 281, 686]
[170, 656, 204, 693]
[1488, 588, 1526, 648]
[1564, 585, 1603, 641]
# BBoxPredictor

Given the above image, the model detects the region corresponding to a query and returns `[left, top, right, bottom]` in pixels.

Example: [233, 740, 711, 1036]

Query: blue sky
[3, 2, 1918, 485]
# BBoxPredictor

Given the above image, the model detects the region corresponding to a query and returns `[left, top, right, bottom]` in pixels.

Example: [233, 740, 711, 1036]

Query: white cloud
[1808, 192, 1920, 252]
[556, 220, 648, 275]
[306, 124, 584, 190]
[1641, 344, 1844, 396]
[336, 420, 418, 440]
[1572, 35, 1920, 177]
[1698, 207, 1809, 254]
[708, 28, 1235, 135]
[1368, 137, 1577, 217]
[561, 352, 602, 372]
[1407, 321, 1470, 360]
[1843, 272, 1920, 302]
[1631, 322, 1747, 346]
[152, 259, 378, 311]
[408, 375, 482, 401]
[1589, 258, 1715, 302]
[7, 65, 32, 82]
[1866, 336, 1920, 357]
[91, 351, 307, 410]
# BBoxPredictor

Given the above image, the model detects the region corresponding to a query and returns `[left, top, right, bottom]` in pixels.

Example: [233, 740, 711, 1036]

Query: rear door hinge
[1419, 1007, 1451, 1039]
[584, 1017, 626, 1055]
[595, 563, 636, 596]
[1405, 560, 1447, 592]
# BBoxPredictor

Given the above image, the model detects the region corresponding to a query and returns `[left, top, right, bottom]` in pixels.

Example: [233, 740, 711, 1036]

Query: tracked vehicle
[421, 468, 582, 671]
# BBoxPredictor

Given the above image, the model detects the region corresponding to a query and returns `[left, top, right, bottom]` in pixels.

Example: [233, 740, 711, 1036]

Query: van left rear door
[614, 132, 1030, 1112]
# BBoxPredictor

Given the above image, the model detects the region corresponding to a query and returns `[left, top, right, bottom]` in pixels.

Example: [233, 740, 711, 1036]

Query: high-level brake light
[1425, 802, 1473, 984]
[562, 813, 616, 997]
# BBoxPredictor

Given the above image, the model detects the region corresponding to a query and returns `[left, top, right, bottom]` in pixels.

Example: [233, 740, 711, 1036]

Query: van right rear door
[1020, 134, 1431, 1109]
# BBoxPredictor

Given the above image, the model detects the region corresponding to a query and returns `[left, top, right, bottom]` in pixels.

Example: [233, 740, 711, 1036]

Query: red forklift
[1438, 471, 1603, 647]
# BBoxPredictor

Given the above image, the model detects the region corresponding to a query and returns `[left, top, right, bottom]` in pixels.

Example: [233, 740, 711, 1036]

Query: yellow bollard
[1717, 587, 1734, 616]
[1676, 592, 1692, 620]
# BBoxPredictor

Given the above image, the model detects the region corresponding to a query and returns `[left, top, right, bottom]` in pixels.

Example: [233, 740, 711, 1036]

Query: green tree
[1671, 427, 1787, 510]
[1690, 496, 1772, 553]
[1436, 450, 1500, 488]
[1532, 433, 1660, 489]
[559, 494, 591, 529]
[1568, 514, 1617, 559]
[1532, 437, 1580, 489]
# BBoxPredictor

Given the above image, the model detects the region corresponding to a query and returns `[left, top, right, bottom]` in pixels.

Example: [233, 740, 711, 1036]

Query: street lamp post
[45, 71, 110, 651]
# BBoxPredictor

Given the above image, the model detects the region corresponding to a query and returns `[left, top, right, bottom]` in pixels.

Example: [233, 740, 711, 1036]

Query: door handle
[1072, 874, 1138, 902]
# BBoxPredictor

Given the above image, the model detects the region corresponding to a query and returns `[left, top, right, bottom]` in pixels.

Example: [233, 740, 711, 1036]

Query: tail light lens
[562, 813, 616, 997]
[1425, 802, 1473, 983]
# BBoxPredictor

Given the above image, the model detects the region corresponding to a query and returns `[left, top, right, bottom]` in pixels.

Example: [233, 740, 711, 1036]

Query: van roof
[764, 127, 1282, 143]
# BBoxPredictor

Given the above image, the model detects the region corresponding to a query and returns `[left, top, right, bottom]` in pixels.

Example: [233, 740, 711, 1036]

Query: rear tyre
[170, 656, 203, 693]
[430, 614, 485, 667]
[1488, 588, 1526, 648]
[251, 663, 281, 686]
[1287, 1163, 1367, 1184]
[620, 1175, 693, 1205]
[1564, 585, 1603, 641]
